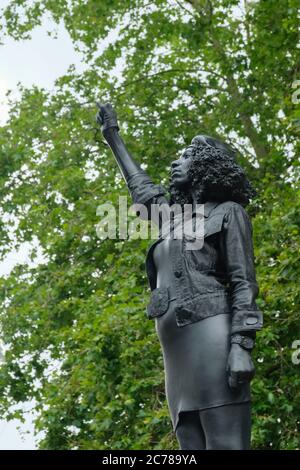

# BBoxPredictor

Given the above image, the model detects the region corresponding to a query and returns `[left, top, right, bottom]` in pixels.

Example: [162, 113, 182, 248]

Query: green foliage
[0, 0, 299, 449]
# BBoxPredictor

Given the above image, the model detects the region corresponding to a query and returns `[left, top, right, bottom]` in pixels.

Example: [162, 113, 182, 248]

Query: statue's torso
[153, 238, 177, 299]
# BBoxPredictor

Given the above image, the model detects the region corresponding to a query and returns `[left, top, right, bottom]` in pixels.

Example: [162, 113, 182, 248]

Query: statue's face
[171, 145, 194, 188]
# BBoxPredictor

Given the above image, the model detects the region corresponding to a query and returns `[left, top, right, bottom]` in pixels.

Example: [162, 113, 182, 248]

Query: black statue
[96, 103, 263, 450]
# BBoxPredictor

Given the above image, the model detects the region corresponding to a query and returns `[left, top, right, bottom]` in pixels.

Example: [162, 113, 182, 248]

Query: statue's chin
[172, 179, 190, 190]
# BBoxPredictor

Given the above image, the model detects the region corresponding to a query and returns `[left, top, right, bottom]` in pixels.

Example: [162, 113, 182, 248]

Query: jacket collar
[191, 200, 220, 218]
[157, 200, 220, 241]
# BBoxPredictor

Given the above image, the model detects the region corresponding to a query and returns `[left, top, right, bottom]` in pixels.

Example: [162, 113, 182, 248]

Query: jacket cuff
[127, 172, 167, 205]
[231, 309, 263, 334]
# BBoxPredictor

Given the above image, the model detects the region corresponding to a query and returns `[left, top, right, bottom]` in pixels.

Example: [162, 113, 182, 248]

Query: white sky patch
[84, 158, 100, 182]
[0, 17, 86, 124]
[0, 77, 10, 124]
[0, 238, 47, 276]
[0, 12, 86, 450]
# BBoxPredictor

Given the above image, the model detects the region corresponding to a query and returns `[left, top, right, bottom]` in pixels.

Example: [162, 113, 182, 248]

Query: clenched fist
[96, 102, 119, 133]
[226, 344, 255, 389]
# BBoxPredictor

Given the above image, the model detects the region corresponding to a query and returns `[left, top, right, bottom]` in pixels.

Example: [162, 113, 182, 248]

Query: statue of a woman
[96, 102, 263, 450]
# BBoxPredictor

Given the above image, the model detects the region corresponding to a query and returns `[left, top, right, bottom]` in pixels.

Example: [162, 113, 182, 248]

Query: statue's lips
[171, 170, 182, 178]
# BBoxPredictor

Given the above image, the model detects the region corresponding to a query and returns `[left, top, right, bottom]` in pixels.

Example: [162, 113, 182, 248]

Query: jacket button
[174, 270, 182, 278]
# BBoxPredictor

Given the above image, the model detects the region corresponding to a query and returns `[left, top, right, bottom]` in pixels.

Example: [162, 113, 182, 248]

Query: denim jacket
[126, 171, 263, 334]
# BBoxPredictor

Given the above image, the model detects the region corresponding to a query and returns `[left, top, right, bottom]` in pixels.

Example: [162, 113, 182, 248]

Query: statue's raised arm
[96, 102, 169, 223]
[96, 102, 141, 181]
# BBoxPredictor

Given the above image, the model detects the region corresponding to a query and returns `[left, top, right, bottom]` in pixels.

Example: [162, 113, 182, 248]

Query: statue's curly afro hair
[169, 135, 257, 207]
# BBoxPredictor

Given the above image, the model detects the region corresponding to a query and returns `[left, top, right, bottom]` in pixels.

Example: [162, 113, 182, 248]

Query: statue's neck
[190, 186, 206, 208]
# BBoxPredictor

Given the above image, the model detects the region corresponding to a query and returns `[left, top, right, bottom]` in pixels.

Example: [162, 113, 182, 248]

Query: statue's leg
[175, 410, 206, 450]
[200, 402, 251, 450]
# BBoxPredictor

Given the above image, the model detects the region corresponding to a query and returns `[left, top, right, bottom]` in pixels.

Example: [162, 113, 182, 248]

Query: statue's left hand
[226, 344, 255, 389]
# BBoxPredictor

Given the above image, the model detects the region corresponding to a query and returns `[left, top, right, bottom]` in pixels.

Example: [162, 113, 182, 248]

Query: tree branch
[183, 0, 269, 161]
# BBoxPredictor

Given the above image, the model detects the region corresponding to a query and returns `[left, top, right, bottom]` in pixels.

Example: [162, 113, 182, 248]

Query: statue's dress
[153, 238, 251, 433]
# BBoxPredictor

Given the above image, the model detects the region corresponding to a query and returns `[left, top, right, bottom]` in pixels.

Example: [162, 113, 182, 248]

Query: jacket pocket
[184, 214, 225, 271]
[146, 286, 170, 319]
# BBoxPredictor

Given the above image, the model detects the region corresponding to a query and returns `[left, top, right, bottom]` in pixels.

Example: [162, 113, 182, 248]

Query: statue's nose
[171, 160, 180, 169]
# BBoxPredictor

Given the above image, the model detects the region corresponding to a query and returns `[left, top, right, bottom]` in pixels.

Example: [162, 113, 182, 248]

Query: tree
[0, 0, 299, 449]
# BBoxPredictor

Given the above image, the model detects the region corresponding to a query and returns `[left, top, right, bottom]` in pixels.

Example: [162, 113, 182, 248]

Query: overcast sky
[0, 7, 84, 449]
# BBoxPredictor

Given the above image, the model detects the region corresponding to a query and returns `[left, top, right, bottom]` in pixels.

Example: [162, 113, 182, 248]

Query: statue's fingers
[96, 101, 105, 110]
[97, 102, 110, 117]
[235, 371, 254, 386]
[228, 371, 238, 389]
[96, 111, 103, 125]
[236, 370, 249, 381]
